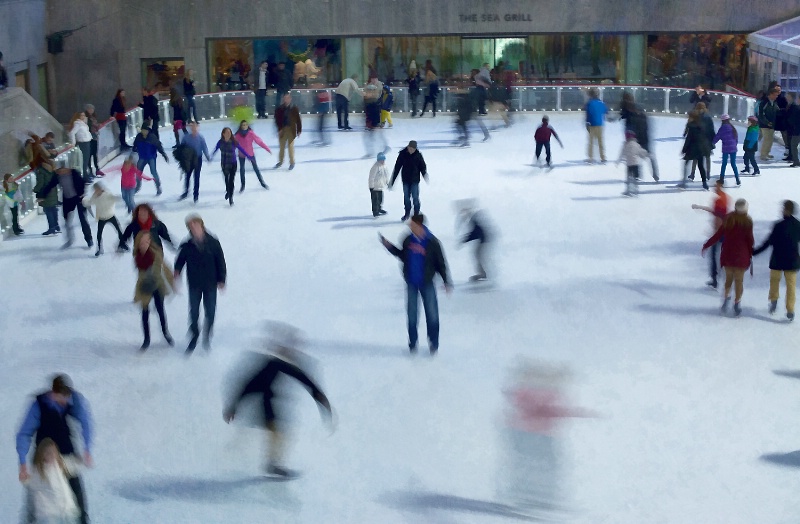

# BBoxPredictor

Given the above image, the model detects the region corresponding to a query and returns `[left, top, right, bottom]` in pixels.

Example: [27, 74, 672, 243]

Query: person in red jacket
[702, 198, 754, 316]
[533, 116, 563, 168]
[692, 179, 729, 288]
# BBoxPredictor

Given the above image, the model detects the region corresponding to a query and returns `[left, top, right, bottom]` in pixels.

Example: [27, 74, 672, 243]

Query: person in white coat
[82, 181, 123, 257]
[25, 438, 81, 524]
[616, 130, 650, 197]
[68, 112, 93, 182]
[368, 152, 389, 217]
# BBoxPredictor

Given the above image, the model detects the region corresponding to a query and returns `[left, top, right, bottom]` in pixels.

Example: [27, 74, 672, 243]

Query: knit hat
[377, 152, 386, 161]
[734, 198, 748, 213]
[542, 115, 549, 122]
[720, 114, 731, 121]
[625, 130, 636, 140]
[84, 104, 95, 112]
[408, 140, 417, 149]
[747, 115, 758, 123]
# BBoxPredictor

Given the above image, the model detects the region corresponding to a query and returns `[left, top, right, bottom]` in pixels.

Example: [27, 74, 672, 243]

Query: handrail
[1, 84, 761, 237]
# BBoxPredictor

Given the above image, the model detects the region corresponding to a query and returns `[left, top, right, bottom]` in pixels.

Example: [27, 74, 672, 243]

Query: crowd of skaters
[6, 53, 800, 520]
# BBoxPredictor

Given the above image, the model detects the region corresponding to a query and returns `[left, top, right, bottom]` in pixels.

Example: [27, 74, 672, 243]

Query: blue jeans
[407, 282, 439, 349]
[719, 152, 740, 184]
[121, 188, 135, 213]
[43, 206, 60, 232]
[403, 183, 420, 216]
[136, 157, 161, 190]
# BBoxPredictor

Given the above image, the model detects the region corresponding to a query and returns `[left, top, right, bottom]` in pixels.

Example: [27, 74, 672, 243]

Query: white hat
[735, 198, 748, 213]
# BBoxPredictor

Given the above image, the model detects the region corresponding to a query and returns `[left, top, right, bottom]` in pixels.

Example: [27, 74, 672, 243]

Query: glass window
[141, 58, 185, 98]
[208, 39, 342, 92]
[37, 63, 49, 112]
[646, 34, 748, 90]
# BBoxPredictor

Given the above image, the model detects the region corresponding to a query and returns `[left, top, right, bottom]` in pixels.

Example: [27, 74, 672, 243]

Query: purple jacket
[713, 123, 739, 154]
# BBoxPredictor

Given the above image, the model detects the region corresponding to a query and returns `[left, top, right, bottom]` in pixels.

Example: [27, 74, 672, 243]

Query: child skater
[368, 152, 389, 217]
[212, 127, 253, 206]
[533, 116, 563, 168]
[742, 115, 760, 176]
[112, 155, 152, 213]
[617, 130, 649, 197]
[24, 437, 81, 524]
[713, 114, 740, 186]
[380, 84, 394, 128]
[456, 199, 492, 281]
[170, 88, 187, 146]
[3, 173, 24, 235]
[82, 180, 124, 257]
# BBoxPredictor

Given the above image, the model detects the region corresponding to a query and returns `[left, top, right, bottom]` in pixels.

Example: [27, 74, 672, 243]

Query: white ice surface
[2, 112, 800, 524]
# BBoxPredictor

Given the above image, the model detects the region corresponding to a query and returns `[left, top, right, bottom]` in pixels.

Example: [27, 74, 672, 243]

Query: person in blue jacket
[179, 121, 212, 203]
[584, 88, 608, 163]
[380, 214, 452, 354]
[132, 124, 169, 195]
[16, 374, 93, 524]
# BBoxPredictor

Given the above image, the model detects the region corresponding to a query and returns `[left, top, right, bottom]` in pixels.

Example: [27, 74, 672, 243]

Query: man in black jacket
[139, 87, 160, 138]
[389, 140, 428, 221]
[37, 167, 93, 250]
[174, 214, 227, 352]
[380, 214, 451, 354]
[274, 62, 293, 111]
[753, 200, 800, 320]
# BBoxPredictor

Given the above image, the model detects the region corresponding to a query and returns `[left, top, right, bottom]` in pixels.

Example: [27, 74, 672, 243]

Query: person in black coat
[37, 168, 93, 249]
[753, 200, 800, 320]
[389, 140, 428, 221]
[118, 203, 174, 252]
[174, 214, 227, 353]
[679, 111, 711, 190]
[139, 87, 160, 138]
[689, 85, 711, 108]
[274, 62, 293, 111]
[380, 214, 451, 354]
[223, 341, 333, 478]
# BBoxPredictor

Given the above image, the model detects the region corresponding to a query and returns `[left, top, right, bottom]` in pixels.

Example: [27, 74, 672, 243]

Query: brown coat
[275, 104, 302, 139]
[133, 233, 175, 307]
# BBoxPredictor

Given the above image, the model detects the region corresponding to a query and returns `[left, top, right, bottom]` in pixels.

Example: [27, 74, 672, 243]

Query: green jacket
[33, 167, 58, 208]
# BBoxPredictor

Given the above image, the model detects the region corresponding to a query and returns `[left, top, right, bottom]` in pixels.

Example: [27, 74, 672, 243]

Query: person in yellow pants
[380, 85, 394, 128]
[274, 94, 302, 170]
[753, 200, 800, 321]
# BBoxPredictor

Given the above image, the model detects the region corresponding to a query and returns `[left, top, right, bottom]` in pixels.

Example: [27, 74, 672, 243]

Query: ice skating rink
[2, 111, 800, 523]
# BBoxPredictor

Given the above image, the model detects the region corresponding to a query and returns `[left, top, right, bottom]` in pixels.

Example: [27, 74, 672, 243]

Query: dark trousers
[709, 240, 720, 284]
[410, 91, 419, 115]
[336, 94, 350, 129]
[89, 139, 99, 170]
[97, 216, 123, 247]
[421, 95, 437, 115]
[370, 189, 384, 216]
[683, 159, 708, 187]
[407, 282, 440, 349]
[188, 286, 217, 346]
[117, 118, 128, 147]
[69, 475, 88, 524]
[317, 112, 328, 144]
[186, 96, 197, 122]
[456, 119, 469, 144]
[625, 165, 640, 195]
[43, 205, 59, 232]
[256, 89, 267, 117]
[238, 156, 265, 189]
[10, 206, 21, 233]
[403, 182, 420, 215]
[78, 141, 92, 180]
[473, 241, 487, 278]
[791, 135, 800, 164]
[63, 196, 92, 245]
[183, 159, 202, 200]
[223, 164, 236, 200]
[477, 86, 488, 114]
[743, 149, 759, 173]
[535, 141, 552, 164]
[142, 289, 169, 341]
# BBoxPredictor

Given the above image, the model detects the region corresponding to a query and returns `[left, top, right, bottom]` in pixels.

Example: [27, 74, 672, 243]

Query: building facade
[26, 0, 800, 120]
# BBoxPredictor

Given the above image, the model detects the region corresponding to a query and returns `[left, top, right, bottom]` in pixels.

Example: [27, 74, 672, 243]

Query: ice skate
[769, 300, 777, 314]
[788, 312, 795, 321]
[733, 302, 742, 317]
[720, 297, 730, 313]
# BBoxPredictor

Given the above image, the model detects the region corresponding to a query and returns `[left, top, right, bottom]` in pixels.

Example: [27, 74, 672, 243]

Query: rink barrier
[0, 85, 759, 237]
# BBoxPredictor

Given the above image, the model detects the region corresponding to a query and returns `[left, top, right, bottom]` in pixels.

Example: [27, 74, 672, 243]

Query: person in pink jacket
[235, 121, 271, 192]
[107, 156, 152, 213]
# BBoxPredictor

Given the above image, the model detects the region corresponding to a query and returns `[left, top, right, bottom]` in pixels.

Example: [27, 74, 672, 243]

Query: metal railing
[1, 85, 759, 236]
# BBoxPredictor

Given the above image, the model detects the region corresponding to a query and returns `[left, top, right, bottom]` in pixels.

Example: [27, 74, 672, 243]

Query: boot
[140, 310, 150, 351]
[720, 297, 730, 313]
[733, 301, 742, 317]
[769, 300, 778, 314]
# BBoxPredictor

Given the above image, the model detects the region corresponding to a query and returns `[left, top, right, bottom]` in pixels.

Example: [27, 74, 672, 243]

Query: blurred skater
[533, 115, 563, 168]
[24, 438, 81, 524]
[692, 179, 729, 289]
[753, 200, 800, 320]
[702, 199, 754, 316]
[616, 131, 649, 197]
[36, 167, 92, 250]
[314, 89, 332, 146]
[380, 214, 452, 354]
[81, 181, 123, 257]
[224, 332, 333, 478]
[16, 374, 94, 524]
[456, 201, 492, 281]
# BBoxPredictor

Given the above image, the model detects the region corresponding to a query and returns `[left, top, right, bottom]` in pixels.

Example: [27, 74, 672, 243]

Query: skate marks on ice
[317, 215, 396, 229]
[379, 490, 542, 521]
[760, 450, 800, 469]
[772, 369, 800, 380]
[111, 474, 297, 503]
